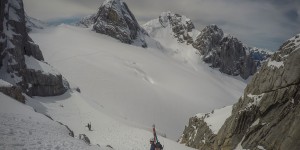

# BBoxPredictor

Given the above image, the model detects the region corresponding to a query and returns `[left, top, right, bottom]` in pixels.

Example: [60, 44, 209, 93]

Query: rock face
[181, 33, 300, 150]
[193, 25, 271, 79]
[180, 116, 216, 150]
[179, 105, 233, 150]
[0, 79, 25, 103]
[78, 0, 147, 48]
[144, 14, 269, 80]
[77, 14, 97, 28]
[158, 11, 196, 44]
[0, 0, 68, 97]
[79, 134, 91, 145]
[143, 11, 200, 45]
[25, 14, 47, 32]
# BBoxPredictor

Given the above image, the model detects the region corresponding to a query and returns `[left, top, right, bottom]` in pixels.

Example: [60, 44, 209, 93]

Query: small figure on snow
[86, 122, 92, 131]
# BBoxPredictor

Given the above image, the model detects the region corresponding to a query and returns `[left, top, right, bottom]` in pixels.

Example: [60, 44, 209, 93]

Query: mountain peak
[143, 11, 198, 45]
[103, 0, 122, 3]
[193, 25, 269, 79]
[102, 0, 126, 10]
[201, 24, 224, 38]
[78, 0, 147, 47]
[158, 11, 195, 32]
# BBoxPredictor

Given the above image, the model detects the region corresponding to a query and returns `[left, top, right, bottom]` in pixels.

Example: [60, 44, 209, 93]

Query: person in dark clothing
[86, 122, 92, 131]
[150, 138, 155, 150]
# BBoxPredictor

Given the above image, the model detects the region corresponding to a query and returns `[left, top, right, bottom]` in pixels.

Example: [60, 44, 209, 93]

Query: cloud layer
[23, 0, 300, 50]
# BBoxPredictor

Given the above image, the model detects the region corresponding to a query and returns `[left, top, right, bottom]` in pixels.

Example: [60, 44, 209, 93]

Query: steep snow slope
[27, 90, 195, 150]
[0, 93, 102, 150]
[30, 24, 246, 140]
[143, 12, 200, 67]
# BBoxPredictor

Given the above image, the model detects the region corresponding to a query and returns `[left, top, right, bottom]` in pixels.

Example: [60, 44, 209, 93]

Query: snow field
[0, 93, 103, 150]
[30, 24, 246, 140]
[27, 91, 196, 150]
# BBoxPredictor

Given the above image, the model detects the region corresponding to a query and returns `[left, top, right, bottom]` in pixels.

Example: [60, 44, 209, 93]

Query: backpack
[156, 142, 163, 149]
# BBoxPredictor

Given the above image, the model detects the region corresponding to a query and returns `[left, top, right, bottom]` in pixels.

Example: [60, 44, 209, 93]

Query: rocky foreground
[180, 33, 300, 150]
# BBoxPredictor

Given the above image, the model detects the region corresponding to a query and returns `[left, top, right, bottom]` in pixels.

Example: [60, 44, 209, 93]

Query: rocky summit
[180, 33, 300, 150]
[193, 25, 271, 79]
[158, 11, 196, 44]
[78, 0, 147, 48]
[0, 0, 68, 98]
[144, 13, 270, 80]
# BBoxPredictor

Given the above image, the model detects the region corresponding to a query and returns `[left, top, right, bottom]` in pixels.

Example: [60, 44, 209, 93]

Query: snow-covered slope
[27, 90, 195, 150]
[144, 11, 200, 45]
[143, 12, 201, 68]
[144, 13, 271, 80]
[0, 93, 103, 150]
[30, 24, 246, 140]
[195, 105, 233, 134]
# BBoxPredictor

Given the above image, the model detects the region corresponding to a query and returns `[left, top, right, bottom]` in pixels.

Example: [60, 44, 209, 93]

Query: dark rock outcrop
[214, 33, 300, 150]
[0, 81, 25, 103]
[179, 105, 233, 150]
[77, 14, 97, 28]
[193, 25, 271, 79]
[79, 134, 91, 145]
[0, 0, 68, 97]
[57, 121, 75, 138]
[78, 0, 147, 47]
[25, 14, 47, 32]
[180, 116, 216, 150]
[181, 33, 300, 150]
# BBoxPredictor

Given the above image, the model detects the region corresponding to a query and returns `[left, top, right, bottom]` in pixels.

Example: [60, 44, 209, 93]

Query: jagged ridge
[144, 13, 270, 80]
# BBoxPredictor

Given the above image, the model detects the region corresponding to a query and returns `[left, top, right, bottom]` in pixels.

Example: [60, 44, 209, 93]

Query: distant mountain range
[143, 11, 272, 79]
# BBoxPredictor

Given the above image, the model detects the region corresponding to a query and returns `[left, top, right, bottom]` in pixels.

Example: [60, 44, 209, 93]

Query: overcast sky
[23, 0, 300, 50]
